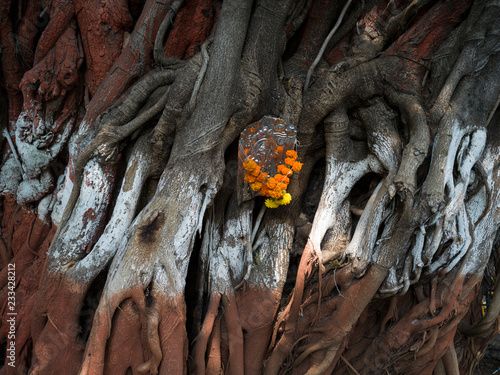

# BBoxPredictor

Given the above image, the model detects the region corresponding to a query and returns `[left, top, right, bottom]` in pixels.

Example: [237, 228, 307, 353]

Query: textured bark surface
[1, 0, 500, 374]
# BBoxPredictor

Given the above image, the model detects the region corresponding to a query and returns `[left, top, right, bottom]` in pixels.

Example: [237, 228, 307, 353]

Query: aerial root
[265, 246, 316, 374]
[415, 327, 439, 358]
[222, 291, 244, 375]
[154, 0, 185, 67]
[137, 301, 162, 375]
[293, 340, 333, 368]
[459, 267, 500, 337]
[80, 288, 139, 374]
[340, 355, 360, 375]
[441, 344, 460, 375]
[304, 344, 341, 375]
[192, 293, 222, 374]
[206, 316, 223, 374]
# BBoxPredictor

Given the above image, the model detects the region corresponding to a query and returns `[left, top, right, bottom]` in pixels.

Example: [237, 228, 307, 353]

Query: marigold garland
[243, 147, 302, 208]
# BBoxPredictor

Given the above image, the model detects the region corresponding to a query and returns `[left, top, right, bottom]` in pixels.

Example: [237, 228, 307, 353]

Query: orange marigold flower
[285, 157, 295, 166]
[292, 161, 303, 172]
[286, 150, 298, 159]
[243, 159, 258, 171]
[250, 182, 263, 191]
[256, 172, 268, 182]
[245, 173, 257, 183]
[274, 174, 290, 184]
[250, 165, 261, 176]
[266, 177, 277, 189]
[276, 146, 284, 155]
[277, 182, 287, 190]
[272, 190, 284, 199]
[278, 165, 293, 176]
[259, 185, 270, 196]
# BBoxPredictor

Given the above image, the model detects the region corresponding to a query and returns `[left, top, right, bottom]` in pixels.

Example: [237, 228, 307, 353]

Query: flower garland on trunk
[243, 150, 302, 208]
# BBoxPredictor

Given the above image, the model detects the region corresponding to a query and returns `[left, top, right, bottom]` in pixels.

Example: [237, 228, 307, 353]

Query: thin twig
[187, 38, 212, 112]
[341, 355, 361, 375]
[47, 314, 65, 338]
[304, 0, 352, 89]
[251, 203, 266, 245]
[2, 128, 24, 176]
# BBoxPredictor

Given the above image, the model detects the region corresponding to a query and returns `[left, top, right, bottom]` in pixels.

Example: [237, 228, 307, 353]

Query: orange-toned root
[206, 315, 223, 375]
[80, 288, 143, 375]
[192, 293, 222, 375]
[155, 293, 188, 374]
[441, 344, 460, 375]
[223, 291, 244, 375]
[30, 274, 87, 375]
[104, 299, 148, 375]
[265, 243, 323, 374]
[237, 286, 281, 375]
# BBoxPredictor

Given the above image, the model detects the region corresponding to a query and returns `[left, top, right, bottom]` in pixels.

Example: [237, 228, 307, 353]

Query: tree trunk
[1, 0, 500, 374]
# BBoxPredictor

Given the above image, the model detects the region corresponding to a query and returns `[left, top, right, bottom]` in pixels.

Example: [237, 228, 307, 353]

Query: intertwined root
[265, 7, 500, 370]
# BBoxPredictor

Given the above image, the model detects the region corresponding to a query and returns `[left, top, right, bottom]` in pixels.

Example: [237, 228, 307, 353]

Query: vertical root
[223, 291, 244, 375]
[80, 289, 134, 375]
[304, 345, 340, 375]
[206, 316, 223, 375]
[193, 293, 222, 375]
[265, 243, 316, 374]
[136, 301, 162, 375]
[441, 344, 460, 375]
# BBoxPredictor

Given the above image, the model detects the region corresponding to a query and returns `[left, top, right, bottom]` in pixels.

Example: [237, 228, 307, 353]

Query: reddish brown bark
[0, 196, 53, 374]
[236, 287, 281, 375]
[0, 1, 24, 123]
[75, 0, 133, 97]
[163, 0, 215, 60]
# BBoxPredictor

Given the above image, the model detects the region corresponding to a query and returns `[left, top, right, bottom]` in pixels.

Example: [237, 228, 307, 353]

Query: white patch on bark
[309, 154, 379, 259]
[51, 163, 74, 226]
[8, 113, 75, 204]
[346, 178, 386, 261]
[462, 144, 500, 275]
[0, 156, 22, 195]
[73, 151, 150, 282]
[48, 158, 112, 269]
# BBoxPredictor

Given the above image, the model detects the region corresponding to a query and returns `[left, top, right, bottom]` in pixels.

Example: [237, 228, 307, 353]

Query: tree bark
[1, 0, 500, 374]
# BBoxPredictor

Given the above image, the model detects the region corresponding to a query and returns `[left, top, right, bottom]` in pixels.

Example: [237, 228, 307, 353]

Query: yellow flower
[278, 193, 292, 205]
[265, 199, 280, 208]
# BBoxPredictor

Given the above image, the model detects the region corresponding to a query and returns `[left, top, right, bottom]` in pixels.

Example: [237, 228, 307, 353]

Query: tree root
[154, 0, 186, 67]
[193, 293, 222, 374]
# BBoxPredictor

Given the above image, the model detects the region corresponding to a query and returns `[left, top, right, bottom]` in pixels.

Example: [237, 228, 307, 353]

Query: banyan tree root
[3, 0, 500, 374]
[28, 130, 166, 374]
[192, 190, 292, 375]
[264, 1, 500, 373]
